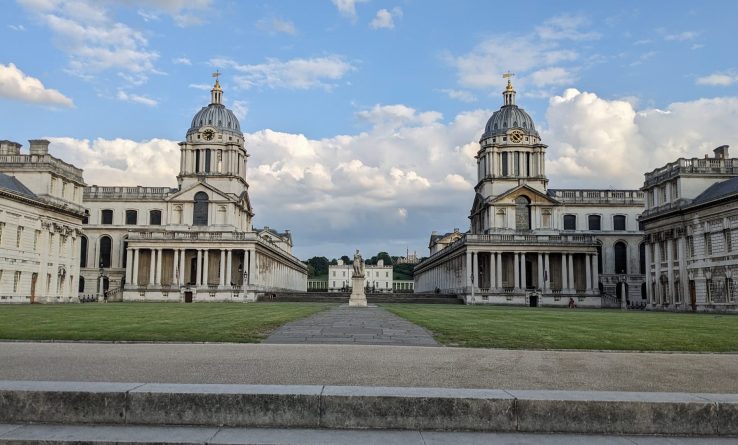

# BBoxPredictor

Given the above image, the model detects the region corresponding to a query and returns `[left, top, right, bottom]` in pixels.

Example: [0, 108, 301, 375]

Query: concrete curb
[0, 381, 736, 436]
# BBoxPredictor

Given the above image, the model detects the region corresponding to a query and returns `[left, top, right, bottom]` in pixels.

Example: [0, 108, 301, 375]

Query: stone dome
[481, 105, 539, 140]
[187, 104, 242, 137]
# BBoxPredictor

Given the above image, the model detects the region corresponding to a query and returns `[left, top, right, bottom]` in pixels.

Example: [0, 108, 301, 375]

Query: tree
[376, 251, 392, 265]
[340, 255, 351, 264]
[305, 256, 330, 278]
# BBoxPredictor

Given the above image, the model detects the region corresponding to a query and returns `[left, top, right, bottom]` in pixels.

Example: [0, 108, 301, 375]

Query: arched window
[193, 192, 209, 225]
[78, 276, 85, 293]
[149, 210, 162, 225]
[639, 242, 646, 274]
[99, 236, 112, 268]
[125, 210, 137, 225]
[501, 152, 508, 176]
[515, 196, 531, 231]
[79, 235, 88, 268]
[614, 242, 628, 274]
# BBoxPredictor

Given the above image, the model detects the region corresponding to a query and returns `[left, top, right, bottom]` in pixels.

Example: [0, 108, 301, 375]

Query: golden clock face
[510, 130, 524, 143]
[203, 129, 215, 140]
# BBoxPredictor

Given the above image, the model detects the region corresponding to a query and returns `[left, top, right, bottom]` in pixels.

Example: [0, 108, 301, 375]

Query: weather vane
[212, 70, 221, 80]
[502, 71, 515, 80]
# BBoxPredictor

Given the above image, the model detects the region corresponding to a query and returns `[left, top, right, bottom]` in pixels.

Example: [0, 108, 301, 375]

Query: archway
[193, 192, 209, 225]
[515, 196, 531, 230]
[99, 236, 112, 268]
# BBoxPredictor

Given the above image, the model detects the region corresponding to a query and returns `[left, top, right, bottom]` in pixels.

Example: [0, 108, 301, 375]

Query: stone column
[196, 249, 202, 286]
[172, 249, 179, 286]
[203, 250, 209, 286]
[568, 253, 575, 293]
[179, 249, 186, 286]
[248, 249, 255, 285]
[465, 251, 472, 290]
[514, 252, 521, 290]
[677, 238, 688, 307]
[225, 249, 232, 287]
[645, 243, 653, 304]
[520, 253, 527, 290]
[560, 253, 568, 291]
[495, 252, 502, 289]
[489, 252, 496, 289]
[155, 248, 163, 285]
[125, 248, 133, 285]
[537, 253, 544, 290]
[148, 249, 156, 285]
[592, 254, 599, 293]
[654, 242, 662, 304]
[585, 254, 592, 293]
[219, 250, 226, 286]
[132, 248, 140, 286]
[666, 239, 674, 305]
[544, 253, 550, 291]
[472, 252, 479, 290]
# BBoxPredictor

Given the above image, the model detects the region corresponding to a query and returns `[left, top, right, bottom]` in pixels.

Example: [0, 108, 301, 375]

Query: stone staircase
[258, 292, 463, 304]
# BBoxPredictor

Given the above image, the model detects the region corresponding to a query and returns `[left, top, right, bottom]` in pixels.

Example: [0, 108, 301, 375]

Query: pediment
[491, 184, 560, 206]
[166, 181, 236, 203]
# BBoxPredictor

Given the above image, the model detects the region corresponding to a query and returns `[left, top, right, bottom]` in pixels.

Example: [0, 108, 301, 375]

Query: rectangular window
[514, 152, 520, 176]
[613, 215, 626, 231]
[661, 186, 667, 204]
[563, 215, 576, 231]
[149, 210, 162, 225]
[705, 233, 713, 256]
[588, 215, 601, 231]
[16, 226, 23, 248]
[501, 152, 508, 176]
[725, 229, 732, 253]
[687, 236, 694, 258]
[13, 271, 21, 293]
[101, 209, 113, 225]
[125, 210, 138, 225]
[672, 181, 679, 199]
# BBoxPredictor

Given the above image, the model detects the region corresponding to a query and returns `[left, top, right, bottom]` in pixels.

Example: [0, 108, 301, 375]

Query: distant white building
[640, 145, 738, 312]
[328, 259, 393, 292]
[0, 140, 86, 304]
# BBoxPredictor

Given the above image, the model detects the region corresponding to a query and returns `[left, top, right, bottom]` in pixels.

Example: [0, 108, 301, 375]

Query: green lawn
[383, 304, 738, 352]
[0, 303, 333, 343]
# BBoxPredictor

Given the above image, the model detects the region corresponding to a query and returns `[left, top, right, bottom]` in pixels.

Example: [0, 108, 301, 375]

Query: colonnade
[478, 149, 545, 179]
[181, 147, 246, 178]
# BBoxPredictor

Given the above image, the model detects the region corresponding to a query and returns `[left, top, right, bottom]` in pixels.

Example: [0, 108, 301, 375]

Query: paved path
[1, 424, 735, 444]
[263, 305, 438, 346]
[2, 342, 738, 392]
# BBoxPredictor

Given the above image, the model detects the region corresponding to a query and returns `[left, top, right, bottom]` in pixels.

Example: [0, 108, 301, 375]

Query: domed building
[79, 77, 307, 302]
[414, 77, 646, 308]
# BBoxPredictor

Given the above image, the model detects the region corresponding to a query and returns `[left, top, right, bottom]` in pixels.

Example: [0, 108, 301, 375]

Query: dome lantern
[502, 71, 516, 106]
[187, 72, 242, 138]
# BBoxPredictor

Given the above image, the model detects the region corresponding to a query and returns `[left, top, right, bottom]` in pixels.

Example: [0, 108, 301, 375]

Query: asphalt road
[1, 342, 737, 392]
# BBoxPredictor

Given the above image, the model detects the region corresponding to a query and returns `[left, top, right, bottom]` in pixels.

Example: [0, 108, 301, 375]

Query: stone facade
[79, 79, 307, 302]
[328, 259, 393, 292]
[641, 145, 738, 312]
[0, 140, 86, 304]
[414, 79, 645, 307]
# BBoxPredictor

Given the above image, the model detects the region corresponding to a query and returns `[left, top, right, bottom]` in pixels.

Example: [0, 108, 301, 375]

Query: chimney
[714, 145, 729, 159]
[0, 140, 22, 155]
[431, 231, 438, 236]
[29, 139, 50, 155]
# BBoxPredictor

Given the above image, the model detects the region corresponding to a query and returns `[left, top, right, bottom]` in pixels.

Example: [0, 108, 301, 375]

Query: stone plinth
[348, 276, 367, 307]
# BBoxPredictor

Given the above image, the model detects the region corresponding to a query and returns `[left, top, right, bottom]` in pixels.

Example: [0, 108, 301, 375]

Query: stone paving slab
[1, 424, 736, 444]
[263, 305, 438, 346]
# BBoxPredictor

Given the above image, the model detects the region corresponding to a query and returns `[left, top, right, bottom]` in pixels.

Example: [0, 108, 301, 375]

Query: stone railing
[84, 185, 177, 200]
[0, 154, 84, 182]
[644, 157, 738, 187]
[466, 233, 597, 245]
[548, 189, 644, 204]
[128, 231, 258, 241]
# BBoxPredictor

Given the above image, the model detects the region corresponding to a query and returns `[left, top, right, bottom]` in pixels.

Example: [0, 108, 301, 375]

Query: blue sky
[2, 0, 738, 259]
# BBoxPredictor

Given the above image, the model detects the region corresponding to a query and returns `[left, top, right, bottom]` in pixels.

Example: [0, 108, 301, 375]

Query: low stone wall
[1, 381, 736, 435]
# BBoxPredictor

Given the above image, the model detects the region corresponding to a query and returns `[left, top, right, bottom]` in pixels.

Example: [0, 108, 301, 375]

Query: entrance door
[30, 273, 38, 303]
[184, 291, 193, 303]
[189, 257, 197, 285]
[689, 280, 696, 311]
[529, 295, 538, 307]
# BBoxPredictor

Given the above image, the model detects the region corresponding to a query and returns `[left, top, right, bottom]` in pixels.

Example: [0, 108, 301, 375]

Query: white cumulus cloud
[696, 72, 738, 86]
[116, 90, 158, 107]
[332, 0, 368, 22]
[0, 63, 74, 107]
[370, 7, 402, 30]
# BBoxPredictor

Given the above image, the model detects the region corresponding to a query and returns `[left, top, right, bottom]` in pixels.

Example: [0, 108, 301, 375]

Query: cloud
[445, 14, 590, 91]
[230, 100, 248, 120]
[8, 24, 26, 31]
[332, 0, 368, 22]
[0, 63, 74, 107]
[437, 89, 477, 103]
[130, 0, 212, 27]
[256, 17, 297, 35]
[172, 57, 191, 65]
[116, 90, 158, 106]
[188, 83, 211, 90]
[369, 7, 402, 30]
[696, 72, 738, 86]
[212, 56, 355, 90]
[18, 0, 159, 77]
[543, 89, 738, 188]
[665, 31, 698, 41]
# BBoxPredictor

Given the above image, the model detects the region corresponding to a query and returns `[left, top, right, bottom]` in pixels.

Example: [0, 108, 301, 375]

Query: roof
[482, 105, 539, 140]
[692, 176, 738, 205]
[257, 227, 292, 242]
[0, 173, 36, 198]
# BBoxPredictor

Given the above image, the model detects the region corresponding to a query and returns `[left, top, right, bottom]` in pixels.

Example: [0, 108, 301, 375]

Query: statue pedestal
[348, 276, 367, 307]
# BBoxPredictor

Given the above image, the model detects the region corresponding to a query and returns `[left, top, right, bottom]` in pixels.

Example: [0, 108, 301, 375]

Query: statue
[352, 249, 365, 277]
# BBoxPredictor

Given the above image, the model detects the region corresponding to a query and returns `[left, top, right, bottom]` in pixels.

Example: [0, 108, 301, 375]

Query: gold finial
[212, 70, 222, 89]
[503, 71, 515, 90]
